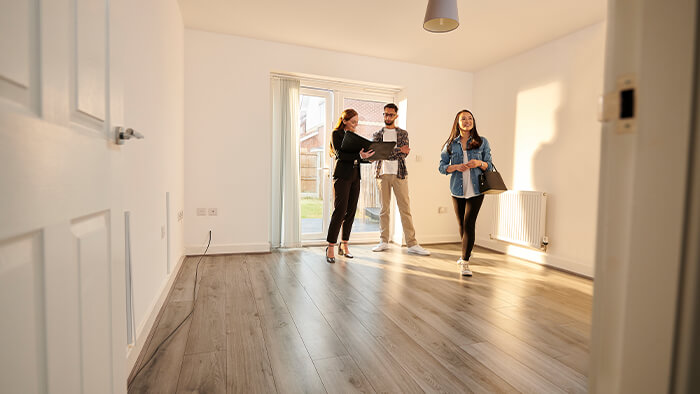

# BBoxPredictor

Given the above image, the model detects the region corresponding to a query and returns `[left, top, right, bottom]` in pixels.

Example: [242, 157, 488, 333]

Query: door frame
[671, 3, 700, 390]
[589, 0, 698, 392]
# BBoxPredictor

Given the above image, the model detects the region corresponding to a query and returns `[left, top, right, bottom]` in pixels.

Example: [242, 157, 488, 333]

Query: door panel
[0, 231, 46, 394]
[73, 212, 112, 394]
[0, 0, 30, 85]
[44, 222, 82, 394]
[299, 88, 333, 241]
[75, 0, 106, 123]
[0, 0, 36, 106]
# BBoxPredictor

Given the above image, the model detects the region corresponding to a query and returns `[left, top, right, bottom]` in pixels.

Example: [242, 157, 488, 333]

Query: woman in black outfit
[325, 109, 375, 263]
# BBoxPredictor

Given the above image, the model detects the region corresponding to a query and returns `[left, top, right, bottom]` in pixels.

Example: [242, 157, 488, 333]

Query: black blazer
[331, 129, 369, 179]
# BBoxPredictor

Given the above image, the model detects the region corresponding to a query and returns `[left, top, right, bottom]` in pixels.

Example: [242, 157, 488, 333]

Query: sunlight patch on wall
[397, 98, 407, 129]
[392, 98, 409, 245]
[513, 82, 562, 190]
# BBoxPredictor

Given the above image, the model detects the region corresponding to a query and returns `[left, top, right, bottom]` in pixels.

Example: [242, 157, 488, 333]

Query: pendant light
[423, 0, 459, 33]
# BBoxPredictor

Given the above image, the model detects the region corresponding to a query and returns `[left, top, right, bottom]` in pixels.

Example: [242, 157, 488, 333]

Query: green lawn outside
[301, 197, 323, 219]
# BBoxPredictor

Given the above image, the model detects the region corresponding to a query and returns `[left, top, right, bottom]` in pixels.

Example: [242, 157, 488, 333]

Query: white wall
[472, 23, 606, 276]
[122, 0, 185, 342]
[184, 29, 474, 252]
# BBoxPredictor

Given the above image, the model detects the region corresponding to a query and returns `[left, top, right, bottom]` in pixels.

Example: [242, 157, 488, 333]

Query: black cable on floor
[127, 230, 211, 388]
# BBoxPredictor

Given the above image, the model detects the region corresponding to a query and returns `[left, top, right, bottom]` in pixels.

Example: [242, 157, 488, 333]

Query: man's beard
[384, 120, 394, 126]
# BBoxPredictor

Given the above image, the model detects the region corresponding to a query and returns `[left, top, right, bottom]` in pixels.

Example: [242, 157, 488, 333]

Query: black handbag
[479, 164, 507, 194]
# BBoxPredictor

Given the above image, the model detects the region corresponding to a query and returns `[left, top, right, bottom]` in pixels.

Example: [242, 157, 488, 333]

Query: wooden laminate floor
[128, 244, 592, 394]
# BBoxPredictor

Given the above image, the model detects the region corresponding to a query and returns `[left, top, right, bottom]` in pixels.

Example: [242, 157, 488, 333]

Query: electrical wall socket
[161, 225, 166, 239]
[437, 206, 447, 213]
[208, 208, 218, 216]
[196, 208, 206, 216]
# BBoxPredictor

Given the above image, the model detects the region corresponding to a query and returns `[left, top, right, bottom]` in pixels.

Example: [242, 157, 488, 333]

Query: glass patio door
[335, 92, 395, 242]
[298, 87, 395, 243]
[299, 88, 333, 241]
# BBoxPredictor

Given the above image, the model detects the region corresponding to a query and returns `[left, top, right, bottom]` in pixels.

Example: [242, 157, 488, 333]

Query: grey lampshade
[423, 0, 459, 33]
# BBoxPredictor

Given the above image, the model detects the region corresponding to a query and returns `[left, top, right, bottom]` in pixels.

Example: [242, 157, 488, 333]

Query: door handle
[114, 126, 144, 145]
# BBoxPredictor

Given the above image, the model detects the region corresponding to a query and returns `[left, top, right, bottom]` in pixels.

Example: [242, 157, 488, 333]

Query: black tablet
[367, 141, 396, 161]
[340, 132, 396, 160]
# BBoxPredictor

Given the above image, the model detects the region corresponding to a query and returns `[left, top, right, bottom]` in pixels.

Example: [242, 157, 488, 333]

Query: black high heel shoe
[325, 246, 335, 264]
[338, 243, 353, 259]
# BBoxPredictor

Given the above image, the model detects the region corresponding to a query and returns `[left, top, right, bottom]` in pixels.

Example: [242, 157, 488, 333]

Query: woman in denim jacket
[438, 110, 494, 276]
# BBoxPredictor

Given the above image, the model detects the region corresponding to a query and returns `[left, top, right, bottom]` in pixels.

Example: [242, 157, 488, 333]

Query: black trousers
[326, 167, 361, 244]
[452, 195, 485, 260]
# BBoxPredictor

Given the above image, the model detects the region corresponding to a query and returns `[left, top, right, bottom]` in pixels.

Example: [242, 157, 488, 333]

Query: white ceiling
[178, 0, 606, 72]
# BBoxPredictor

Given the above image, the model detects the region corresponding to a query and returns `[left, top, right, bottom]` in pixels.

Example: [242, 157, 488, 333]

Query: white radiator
[490, 191, 548, 250]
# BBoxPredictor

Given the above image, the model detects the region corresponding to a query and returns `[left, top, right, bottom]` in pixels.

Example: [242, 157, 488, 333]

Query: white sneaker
[407, 244, 431, 256]
[372, 242, 389, 252]
[458, 259, 473, 276]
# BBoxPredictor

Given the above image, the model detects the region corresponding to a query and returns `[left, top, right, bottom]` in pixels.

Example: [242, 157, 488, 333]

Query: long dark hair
[442, 109, 482, 154]
[330, 108, 358, 156]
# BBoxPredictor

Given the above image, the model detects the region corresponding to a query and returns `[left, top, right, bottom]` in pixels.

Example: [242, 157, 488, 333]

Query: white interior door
[0, 0, 127, 393]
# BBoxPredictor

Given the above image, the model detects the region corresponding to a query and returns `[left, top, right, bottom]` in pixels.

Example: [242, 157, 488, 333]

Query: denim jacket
[438, 135, 494, 197]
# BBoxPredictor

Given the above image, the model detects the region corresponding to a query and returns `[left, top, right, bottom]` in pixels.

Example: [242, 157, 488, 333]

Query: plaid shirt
[373, 127, 409, 179]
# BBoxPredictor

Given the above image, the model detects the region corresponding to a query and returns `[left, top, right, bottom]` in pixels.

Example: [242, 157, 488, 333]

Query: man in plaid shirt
[371, 103, 430, 255]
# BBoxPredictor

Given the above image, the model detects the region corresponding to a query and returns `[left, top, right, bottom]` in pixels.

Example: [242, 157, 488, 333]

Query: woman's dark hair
[330, 108, 358, 156]
[442, 109, 482, 154]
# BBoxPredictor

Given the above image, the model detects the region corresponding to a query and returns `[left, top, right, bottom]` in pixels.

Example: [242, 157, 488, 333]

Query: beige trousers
[376, 174, 417, 246]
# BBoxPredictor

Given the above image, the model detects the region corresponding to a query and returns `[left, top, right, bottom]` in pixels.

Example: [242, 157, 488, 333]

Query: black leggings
[326, 167, 361, 244]
[452, 195, 484, 260]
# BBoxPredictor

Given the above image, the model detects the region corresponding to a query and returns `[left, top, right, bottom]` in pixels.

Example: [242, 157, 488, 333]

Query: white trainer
[372, 242, 389, 252]
[458, 259, 473, 276]
[407, 244, 431, 256]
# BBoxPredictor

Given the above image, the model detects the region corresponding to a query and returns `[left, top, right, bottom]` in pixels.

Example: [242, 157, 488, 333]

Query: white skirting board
[476, 237, 594, 278]
[301, 235, 461, 248]
[418, 234, 462, 245]
[184, 242, 270, 256]
[126, 254, 186, 374]
[398, 234, 591, 277]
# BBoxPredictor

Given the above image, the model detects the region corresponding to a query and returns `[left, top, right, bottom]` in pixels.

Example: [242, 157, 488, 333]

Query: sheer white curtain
[270, 77, 301, 248]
